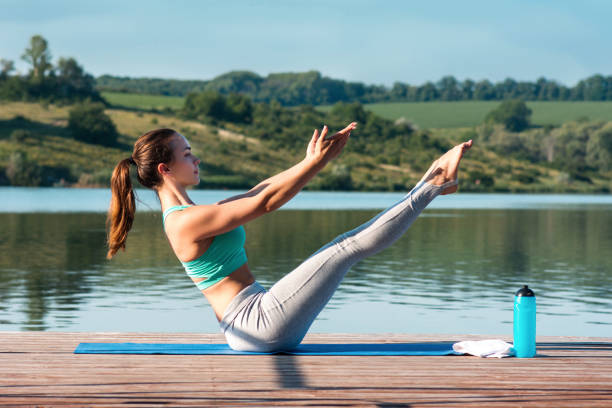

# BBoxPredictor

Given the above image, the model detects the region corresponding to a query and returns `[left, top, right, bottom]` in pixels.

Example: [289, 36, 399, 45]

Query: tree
[586, 123, 612, 171]
[0, 59, 14, 77]
[225, 93, 253, 123]
[436, 76, 461, 101]
[182, 90, 227, 123]
[390, 82, 408, 100]
[1, 38, 101, 103]
[329, 101, 368, 124]
[484, 99, 532, 132]
[204, 70, 262, 94]
[418, 81, 439, 101]
[473, 79, 496, 100]
[21, 35, 53, 82]
[495, 78, 518, 99]
[68, 102, 119, 146]
[181, 90, 253, 123]
[55, 57, 97, 100]
[585, 74, 608, 100]
[461, 79, 475, 100]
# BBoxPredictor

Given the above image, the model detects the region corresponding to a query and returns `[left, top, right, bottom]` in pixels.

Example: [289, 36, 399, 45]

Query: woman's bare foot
[419, 139, 473, 195]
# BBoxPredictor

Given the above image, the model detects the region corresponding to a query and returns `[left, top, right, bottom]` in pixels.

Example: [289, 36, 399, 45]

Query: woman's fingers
[319, 125, 328, 144]
[341, 122, 358, 133]
[305, 128, 320, 159]
[332, 122, 357, 137]
[316, 122, 356, 151]
[328, 122, 357, 140]
[338, 122, 357, 136]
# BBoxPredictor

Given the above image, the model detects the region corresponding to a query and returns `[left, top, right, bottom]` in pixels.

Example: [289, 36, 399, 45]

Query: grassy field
[101, 91, 185, 111]
[318, 101, 612, 129]
[100, 91, 612, 130]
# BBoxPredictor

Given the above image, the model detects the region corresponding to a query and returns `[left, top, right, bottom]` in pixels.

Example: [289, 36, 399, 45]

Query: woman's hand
[305, 122, 357, 166]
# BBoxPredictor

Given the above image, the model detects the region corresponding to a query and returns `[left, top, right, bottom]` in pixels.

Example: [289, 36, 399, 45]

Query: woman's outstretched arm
[216, 122, 356, 211]
[258, 158, 326, 212]
[215, 158, 323, 207]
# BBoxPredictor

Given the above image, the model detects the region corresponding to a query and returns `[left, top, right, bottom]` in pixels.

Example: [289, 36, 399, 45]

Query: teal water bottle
[513, 285, 536, 358]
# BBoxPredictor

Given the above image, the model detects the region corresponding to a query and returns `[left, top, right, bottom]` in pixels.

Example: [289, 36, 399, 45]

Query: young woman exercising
[106, 123, 472, 352]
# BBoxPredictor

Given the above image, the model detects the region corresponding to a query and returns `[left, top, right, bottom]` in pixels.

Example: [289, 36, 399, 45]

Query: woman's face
[168, 133, 201, 186]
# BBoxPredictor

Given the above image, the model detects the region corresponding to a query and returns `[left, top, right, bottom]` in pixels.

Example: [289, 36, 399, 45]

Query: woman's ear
[158, 163, 171, 175]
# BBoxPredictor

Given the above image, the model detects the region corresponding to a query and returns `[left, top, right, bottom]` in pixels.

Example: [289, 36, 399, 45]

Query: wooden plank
[0, 332, 611, 407]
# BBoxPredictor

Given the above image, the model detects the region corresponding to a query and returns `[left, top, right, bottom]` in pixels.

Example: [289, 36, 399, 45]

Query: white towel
[452, 339, 516, 358]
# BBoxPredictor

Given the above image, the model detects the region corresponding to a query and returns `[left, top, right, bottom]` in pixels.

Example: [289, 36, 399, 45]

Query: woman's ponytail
[105, 157, 136, 260]
[104, 127, 178, 260]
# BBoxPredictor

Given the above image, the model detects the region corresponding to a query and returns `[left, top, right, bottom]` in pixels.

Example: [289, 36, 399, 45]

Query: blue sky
[1, 0, 609, 87]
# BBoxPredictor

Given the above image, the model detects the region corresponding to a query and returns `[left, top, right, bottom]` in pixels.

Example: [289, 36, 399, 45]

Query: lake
[1, 186, 610, 337]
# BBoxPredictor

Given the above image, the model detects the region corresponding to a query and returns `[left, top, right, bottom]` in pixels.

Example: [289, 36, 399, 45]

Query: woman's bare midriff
[166, 220, 256, 323]
[194, 262, 255, 322]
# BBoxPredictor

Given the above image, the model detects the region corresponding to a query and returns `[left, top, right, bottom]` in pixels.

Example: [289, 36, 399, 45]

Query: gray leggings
[218, 178, 447, 352]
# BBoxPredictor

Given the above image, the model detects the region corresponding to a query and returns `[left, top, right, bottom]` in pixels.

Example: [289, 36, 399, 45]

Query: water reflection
[0, 194, 611, 335]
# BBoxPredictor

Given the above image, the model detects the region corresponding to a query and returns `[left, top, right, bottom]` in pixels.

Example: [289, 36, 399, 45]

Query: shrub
[68, 102, 119, 146]
[0, 167, 9, 185]
[5, 150, 43, 186]
[569, 170, 592, 184]
[556, 171, 570, 184]
[468, 169, 495, 187]
[75, 168, 114, 187]
[10, 129, 31, 143]
[394, 116, 418, 133]
[510, 171, 536, 184]
[314, 163, 353, 191]
[461, 128, 478, 142]
[484, 99, 532, 132]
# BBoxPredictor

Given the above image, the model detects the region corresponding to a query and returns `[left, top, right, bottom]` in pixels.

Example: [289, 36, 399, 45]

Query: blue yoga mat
[74, 342, 461, 355]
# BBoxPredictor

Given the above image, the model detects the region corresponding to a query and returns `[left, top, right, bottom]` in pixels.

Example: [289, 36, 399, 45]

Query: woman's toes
[419, 140, 471, 192]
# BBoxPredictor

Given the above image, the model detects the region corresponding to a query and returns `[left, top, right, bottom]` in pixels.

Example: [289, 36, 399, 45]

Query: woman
[106, 123, 472, 352]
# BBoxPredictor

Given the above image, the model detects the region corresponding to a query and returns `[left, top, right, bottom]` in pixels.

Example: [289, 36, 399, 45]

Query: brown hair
[105, 128, 178, 260]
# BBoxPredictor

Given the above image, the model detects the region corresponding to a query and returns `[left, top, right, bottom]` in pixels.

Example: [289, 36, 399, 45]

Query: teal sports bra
[162, 204, 248, 291]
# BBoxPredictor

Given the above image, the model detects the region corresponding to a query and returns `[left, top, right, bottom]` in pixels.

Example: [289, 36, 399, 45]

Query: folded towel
[452, 339, 516, 358]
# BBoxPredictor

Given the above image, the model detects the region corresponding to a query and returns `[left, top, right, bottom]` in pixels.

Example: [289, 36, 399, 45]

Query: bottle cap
[515, 285, 535, 297]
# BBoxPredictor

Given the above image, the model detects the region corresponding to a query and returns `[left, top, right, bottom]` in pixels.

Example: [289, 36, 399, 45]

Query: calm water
[1, 186, 611, 336]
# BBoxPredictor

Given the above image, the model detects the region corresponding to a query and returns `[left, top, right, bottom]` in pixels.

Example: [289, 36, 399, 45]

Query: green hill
[0, 101, 610, 193]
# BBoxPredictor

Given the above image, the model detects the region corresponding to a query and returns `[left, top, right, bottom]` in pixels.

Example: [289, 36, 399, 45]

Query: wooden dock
[1, 332, 611, 407]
